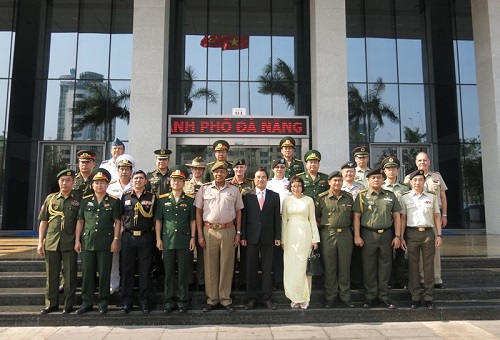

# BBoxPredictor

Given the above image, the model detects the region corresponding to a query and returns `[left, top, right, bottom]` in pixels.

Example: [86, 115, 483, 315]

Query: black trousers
[246, 243, 274, 302]
[120, 231, 154, 307]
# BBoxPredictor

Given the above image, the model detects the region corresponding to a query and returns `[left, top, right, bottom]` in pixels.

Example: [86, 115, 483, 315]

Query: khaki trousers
[203, 227, 236, 306]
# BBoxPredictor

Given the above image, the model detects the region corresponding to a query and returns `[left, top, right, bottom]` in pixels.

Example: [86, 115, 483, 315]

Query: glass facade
[0, 0, 133, 230]
[168, 0, 311, 117]
[346, 0, 482, 228]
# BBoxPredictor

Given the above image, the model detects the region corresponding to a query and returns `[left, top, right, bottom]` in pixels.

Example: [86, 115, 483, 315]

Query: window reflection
[109, 34, 133, 79]
[0, 80, 8, 134]
[458, 85, 479, 141]
[399, 85, 426, 142]
[48, 33, 78, 79]
[0, 32, 14, 78]
[77, 34, 111, 78]
[347, 38, 366, 83]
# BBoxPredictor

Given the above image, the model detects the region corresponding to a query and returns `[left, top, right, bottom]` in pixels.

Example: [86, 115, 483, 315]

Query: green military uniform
[146, 169, 171, 196]
[353, 185, 401, 302]
[155, 190, 196, 310]
[354, 167, 370, 188]
[270, 157, 304, 179]
[226, 176, 254, 195]
[204, 160, 234, 182]
[72, 173, 93, 198]
[382, 180, 409, 200]
[316, 187, 354, 304]
[39, 189, 80, 311]
[298, 171, 329, 198]
[78, 193, 121, 310]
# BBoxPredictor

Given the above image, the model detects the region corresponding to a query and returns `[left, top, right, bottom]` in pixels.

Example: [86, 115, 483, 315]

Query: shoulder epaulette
[318, 191, 329, 198]
[294, 158, 303, 162]
[184, 193, 195, 199]
[202, 182, 211, 186]
[82, 194, 93, 199]
[358, 189, 368, 195]
[108, 194, 118, 200]
[206, 161, 215, 166]
[342, 190, 353, 198]
[122, 189, 133, 196]
[296, 172, 305, 176]
[109, 179, 117, 185]
[158, 193, 170, 199]
[426, 190, 436, 195]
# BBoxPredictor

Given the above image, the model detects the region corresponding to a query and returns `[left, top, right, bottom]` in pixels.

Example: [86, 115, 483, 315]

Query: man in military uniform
[146, 148, 172, 278]
[340, 160, 365, 290]
[146, 148, 172, 196]
[400, 170, 442, 309]
[195, 161, 244, 313]
[270, 136, 304, 179]
[227, 158, 254, 290]
[120, 170, 156, 314]
[353, 167, 401, 309]
[316, 171, 355, 309]
[74, 168, 122, 315]
[381, 156, 409, 290]
[353, 146, 370, 188]
[100, 138, 125, 183]
[155, 165, 196, 313]
[37, 169, 79, 315]
[73, 150, 97, 198]
[297, 150, 329, 198]
[203, 140, 234, 182]
[184, 156, 208, 290]
[403, 152, 448, 288]
[106, 155, 135, 295]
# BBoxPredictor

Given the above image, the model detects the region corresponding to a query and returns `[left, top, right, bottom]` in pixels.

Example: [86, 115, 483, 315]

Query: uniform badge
[124, 200, 131, 206]
[165, 202, 172, 206]
[180, 203, 187, 207]
[87, 202, 94, 207]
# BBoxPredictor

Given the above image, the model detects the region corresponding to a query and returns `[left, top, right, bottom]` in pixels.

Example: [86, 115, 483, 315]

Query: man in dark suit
[241, 168, 281, 310]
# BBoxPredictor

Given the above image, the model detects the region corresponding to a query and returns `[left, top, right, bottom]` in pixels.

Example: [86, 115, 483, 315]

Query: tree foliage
[184, 66, 217, 114]
[257, 58, 295, 109]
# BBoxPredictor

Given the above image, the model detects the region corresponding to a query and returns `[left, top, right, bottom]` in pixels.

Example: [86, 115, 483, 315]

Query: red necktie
[258, 191, 264, 210]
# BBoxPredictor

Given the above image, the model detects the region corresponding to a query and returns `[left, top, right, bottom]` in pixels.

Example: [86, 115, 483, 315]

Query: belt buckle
[377, 229, 384, 234]
[337, 228, 342, 233]
[132, 230, 142, 236]
[418, 227, 426, 232]
[213, 223, 222, 229]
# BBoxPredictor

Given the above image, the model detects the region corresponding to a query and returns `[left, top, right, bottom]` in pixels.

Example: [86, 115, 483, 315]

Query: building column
[309, 0, 349, 173]
[471, 0, 500, 235]
[128, 0, 170, 170]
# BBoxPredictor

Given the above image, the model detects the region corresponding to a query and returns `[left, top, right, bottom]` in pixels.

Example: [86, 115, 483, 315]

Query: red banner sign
[169, 116, 308, 137]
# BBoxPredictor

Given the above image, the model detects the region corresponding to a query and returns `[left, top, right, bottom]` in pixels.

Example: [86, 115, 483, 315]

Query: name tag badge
[124, 200, 131, 206]
[87, 202, 94, 207]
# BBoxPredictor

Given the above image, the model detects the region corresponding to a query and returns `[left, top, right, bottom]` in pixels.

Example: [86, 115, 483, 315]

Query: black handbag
[306, 249, 324, 276]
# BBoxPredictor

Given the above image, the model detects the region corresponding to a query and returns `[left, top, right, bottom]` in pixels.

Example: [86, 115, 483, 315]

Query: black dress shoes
[362, 299, 375, 308]
[434, 283, 445, 289]
[265, 301, 276, 310]
[141, 305, 150, 314]
[120, 305, 131, 314]
[76, 306, 92, 315]
[62, 307, 73, 314]
[411, 301, 421, 309]
[178, 306, 188, 313]
[339, 300, 355, 308]
[99, 307, 108, 315]
[425, 301, 435, 310]
[244, 300, 256, 310]
[202, 304, 214, 312]
[225, 304, 236, 312]
[382, 300, 397, 309]
[40, 306, 59, 315]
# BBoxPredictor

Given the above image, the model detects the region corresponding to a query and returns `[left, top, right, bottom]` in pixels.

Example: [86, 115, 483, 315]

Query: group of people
[37, 136, 448, 315]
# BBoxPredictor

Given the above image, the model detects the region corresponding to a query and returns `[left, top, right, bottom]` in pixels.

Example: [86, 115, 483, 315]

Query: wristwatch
[395, 235, 401, 240]
[236, 231, 242, 234]
[437, 235, 443, 238]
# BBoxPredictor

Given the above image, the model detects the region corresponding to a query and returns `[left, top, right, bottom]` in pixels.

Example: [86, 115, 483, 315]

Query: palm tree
[403, 126, 426, 143]
[257, 58, 295, 109]
[184, 66, 217, 114]
[348, 78, 399, 143]
[72, 84, 130, 140]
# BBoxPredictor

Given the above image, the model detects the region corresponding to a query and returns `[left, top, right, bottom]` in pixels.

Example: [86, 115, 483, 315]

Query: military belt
[124, 229, 153, 236]
[324, 226, 350, 233]
[408, 226, 433, 232]
[362, 226, 390, 234]
[204, 221, 234, 229]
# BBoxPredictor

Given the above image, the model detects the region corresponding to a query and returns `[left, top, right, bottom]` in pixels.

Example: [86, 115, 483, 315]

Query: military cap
[185, 156, 206, 168]
[91, 168, 112, 182]
[279, 136, 296, 149]
[211, 161, 228, 172]
[170, 165, 189, 179]
[409, 169, 425, 180]
[116, 154, 135, 168]
[154, 149, 172, 159]
[111, 138, 124, 147]
[304, 150, 321, 162]
[77, 150, 96, 161]
[213, 140, 230, 151]
[328, 171, 343, 180]
[381, 156, 400, 169]
[353, 146, 369, 157]
[366, 167, 386, 179]
[340, 161, 355, 170]
[233, 158, 246, 166]
[272, 158, 287, 169]
[57, 169, 76, 179]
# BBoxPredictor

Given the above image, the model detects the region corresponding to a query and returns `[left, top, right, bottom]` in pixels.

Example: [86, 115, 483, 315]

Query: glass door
[370, 143, 431, 180]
